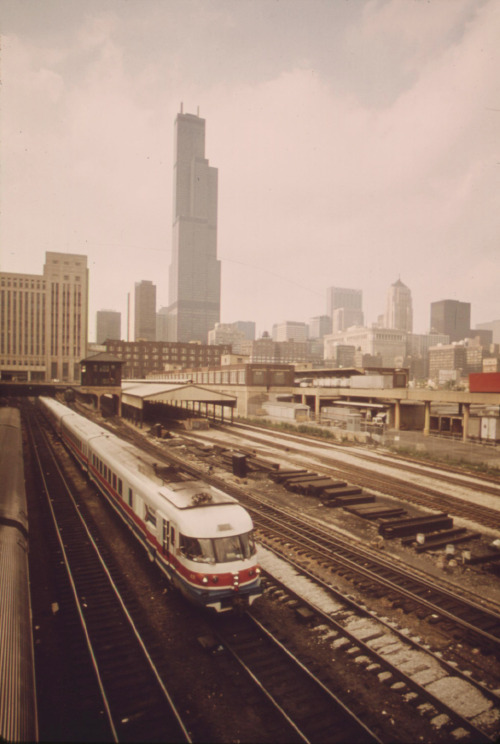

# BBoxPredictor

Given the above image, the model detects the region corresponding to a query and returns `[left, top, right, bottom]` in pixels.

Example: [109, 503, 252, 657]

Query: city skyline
[1, 1, 499, 340]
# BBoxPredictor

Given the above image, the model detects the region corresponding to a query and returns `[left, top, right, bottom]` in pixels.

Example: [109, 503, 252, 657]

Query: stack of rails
[323, 491, 375, 507]
[269, 469, 308, 483]
[344, 504, 407, 519]
[273, 469, 375, 506]
[379, 513, 453, 539]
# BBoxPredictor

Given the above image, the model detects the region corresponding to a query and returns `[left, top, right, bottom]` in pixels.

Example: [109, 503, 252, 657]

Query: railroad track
[254, 569, 498, 741]
[27, 412, 191, 743]
[208, 422, 500, 531]
[209, 610, 382, 744]
[247, 500, 500, 651]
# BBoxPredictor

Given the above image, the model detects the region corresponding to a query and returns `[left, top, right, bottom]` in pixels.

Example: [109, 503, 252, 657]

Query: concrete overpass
[296, 385, 500, 441]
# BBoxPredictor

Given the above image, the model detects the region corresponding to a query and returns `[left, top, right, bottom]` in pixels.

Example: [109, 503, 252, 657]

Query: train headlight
[211, 576, 219, 584]
[201, 576, 209, 585]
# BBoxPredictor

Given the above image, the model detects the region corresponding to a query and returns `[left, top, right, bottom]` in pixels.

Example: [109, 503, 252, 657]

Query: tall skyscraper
[96, 310, 121, 344]
[134, 280, 156, 341]
[385, 278, 413, 332]
[326, 287, 364, 333]
[167, 108, 221, 343]
[430, 299, 471, 342]
[0, 251, 88, 382]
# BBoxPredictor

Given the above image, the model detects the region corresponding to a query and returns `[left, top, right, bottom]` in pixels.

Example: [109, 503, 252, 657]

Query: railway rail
[210, 610, 382, 744]
[26, 411, 191, 743]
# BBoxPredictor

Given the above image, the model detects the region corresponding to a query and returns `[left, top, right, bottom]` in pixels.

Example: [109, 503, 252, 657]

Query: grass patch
[388, 444, 500, 476]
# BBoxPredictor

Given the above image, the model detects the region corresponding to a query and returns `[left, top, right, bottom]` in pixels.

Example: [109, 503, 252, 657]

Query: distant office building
[407, 332, 449, 379]
[470, 329, 494, 346]
[385, 278, 413, 332]
[134, 280, 156, 341]
[308, 315, 332, 339]
[233, 321, 256, 341]
[324, 326, 407, 367]
[0, 251, 88, 382]
[156, 306, 170, 342]
[167, 108, 221, 343]
[239, 336, 322, 365]
[428, 344, 467, 383]
[329, 343, 356, 368]
[96, 310, 121, 344]
[430, 300, 470, 342]
[332, 307, 364, 333]
[326, 287, 364, 332]
[208, 322, 246, 352]
[476, 320, 500, 344]
[273, 321, 308, 343]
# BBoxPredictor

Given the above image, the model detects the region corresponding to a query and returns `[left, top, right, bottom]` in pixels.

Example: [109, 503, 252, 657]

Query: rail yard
[7, 397, 500, 742]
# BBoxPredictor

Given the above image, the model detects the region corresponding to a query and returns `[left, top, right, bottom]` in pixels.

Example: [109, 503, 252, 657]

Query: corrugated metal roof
[121, 382, 236, 409]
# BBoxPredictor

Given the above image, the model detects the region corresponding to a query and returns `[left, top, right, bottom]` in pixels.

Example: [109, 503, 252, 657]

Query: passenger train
[0, 407, 38, 742]
[38, 397, 262, 612]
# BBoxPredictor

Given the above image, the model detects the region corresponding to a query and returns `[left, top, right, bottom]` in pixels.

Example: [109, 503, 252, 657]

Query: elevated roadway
[296, 385, 500, 441]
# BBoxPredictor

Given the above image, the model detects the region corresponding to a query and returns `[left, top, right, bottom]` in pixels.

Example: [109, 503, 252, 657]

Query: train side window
[112, 473, 117, 490]
[117, 478, 122, 496]
[145, 504, 157, 527]
[128, 488, 133, 508]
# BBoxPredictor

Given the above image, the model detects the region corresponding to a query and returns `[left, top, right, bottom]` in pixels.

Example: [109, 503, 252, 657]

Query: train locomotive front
[158, 481, 261, 612]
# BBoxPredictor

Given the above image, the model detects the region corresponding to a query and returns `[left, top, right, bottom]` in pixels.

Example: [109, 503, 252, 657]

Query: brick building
[105, 340, 231, 379]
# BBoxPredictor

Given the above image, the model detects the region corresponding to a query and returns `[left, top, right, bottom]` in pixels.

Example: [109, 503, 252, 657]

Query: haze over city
[1, 0, 499, 341]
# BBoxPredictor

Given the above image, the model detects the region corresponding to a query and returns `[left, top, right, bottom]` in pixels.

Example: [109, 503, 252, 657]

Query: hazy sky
[1, 0, 499, 340]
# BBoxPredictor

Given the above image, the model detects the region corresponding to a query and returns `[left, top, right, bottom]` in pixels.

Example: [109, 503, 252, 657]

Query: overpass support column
[394, 400, 401, 431]
[301, 393, 307, 405]
[462, 403, 470, 442]
[424, 401, 431, 437]
[315, 394, 320, 420]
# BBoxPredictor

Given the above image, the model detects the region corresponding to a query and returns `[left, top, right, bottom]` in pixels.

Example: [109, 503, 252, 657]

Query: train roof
[158, 481, 237, 510]
[63, 409, 110, 441]
[0, 407, 28, 531]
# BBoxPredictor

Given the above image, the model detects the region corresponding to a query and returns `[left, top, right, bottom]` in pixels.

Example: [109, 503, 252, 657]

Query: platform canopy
[121, 381, 236, 410]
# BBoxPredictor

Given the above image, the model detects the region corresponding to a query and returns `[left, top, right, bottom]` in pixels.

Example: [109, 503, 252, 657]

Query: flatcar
[38, 397, 261, 612]
[0, 408, 38, 742]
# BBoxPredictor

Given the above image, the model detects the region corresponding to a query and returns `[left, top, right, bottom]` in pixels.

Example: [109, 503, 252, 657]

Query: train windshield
[179, 531, 256, 564]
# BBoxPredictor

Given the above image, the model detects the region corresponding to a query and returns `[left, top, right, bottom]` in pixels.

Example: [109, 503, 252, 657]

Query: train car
[38, 397, 261, 612]
[0, 408, 38, 742]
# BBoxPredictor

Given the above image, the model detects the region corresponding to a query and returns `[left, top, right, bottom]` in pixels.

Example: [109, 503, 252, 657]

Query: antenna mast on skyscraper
[180, 102, 183, 113]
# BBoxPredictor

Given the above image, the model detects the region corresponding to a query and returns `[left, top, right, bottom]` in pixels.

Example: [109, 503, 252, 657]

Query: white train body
[39, 397, 261, 612]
